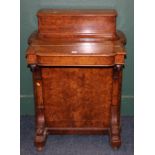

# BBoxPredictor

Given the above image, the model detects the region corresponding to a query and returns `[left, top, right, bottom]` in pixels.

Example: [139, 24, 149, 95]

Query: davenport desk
[26, 9, 126, 151]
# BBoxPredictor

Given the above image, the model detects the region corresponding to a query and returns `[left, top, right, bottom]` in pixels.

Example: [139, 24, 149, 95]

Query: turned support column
[28, 64, 47, 151]
[109, 64, 123, 149]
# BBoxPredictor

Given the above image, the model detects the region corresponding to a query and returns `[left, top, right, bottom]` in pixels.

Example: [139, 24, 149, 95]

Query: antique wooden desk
[26, 9, 126, 151]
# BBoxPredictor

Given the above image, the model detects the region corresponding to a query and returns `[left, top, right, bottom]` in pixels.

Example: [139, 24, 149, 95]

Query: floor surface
[20, 116, 134, 155]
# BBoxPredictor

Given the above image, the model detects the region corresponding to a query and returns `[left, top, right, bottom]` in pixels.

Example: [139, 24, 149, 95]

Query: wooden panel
[37, 9, 117, 39]
[42, 67, 113, 128]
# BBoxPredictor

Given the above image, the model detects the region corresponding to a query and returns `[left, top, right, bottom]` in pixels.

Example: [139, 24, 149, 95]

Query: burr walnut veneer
[26, 9, 126, 151]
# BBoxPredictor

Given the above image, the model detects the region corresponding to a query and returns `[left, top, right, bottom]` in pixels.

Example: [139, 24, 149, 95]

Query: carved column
[110, 64, 123, 149]
[28, 64, 47, 151]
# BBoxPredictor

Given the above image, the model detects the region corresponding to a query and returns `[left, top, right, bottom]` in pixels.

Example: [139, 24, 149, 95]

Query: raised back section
[37, 9, 117, 41]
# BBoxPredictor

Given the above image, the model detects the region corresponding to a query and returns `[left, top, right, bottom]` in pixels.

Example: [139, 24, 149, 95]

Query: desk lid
[26, 31, 126, 66]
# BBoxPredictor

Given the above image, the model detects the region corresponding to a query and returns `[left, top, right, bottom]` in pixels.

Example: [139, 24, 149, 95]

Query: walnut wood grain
[26, 9, 127, 151]
[30, 65, 47, 151]
[26, 30, 126, 66]
[109, 64, 123, 148]
[37, 9, 117, 40]
[42, 68, 112, 128]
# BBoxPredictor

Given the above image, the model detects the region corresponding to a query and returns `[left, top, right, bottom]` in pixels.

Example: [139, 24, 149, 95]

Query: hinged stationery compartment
[37, 9, 117, 40]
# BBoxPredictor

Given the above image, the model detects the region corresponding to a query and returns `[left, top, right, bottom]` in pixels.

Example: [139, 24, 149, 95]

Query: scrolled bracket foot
[34, 129, 47, 151]
[109, 105, 121, 149]
[109, 132, 121, 149]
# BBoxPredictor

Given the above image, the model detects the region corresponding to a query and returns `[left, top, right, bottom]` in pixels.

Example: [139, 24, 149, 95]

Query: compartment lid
[26, 31, 126, 66]
[37, 9, 117, 16]
[37, 9, 117, 41]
